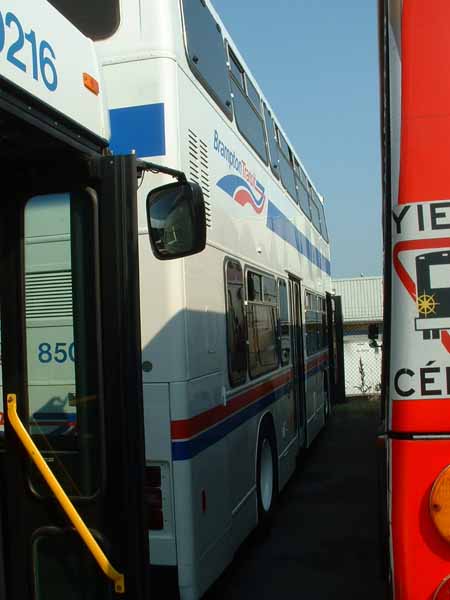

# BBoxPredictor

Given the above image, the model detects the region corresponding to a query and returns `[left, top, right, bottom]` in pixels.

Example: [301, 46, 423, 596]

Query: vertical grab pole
[6, 394, 125, 594]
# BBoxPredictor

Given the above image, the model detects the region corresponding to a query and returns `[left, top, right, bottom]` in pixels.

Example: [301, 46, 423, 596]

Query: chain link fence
[343, 322, 383, 398]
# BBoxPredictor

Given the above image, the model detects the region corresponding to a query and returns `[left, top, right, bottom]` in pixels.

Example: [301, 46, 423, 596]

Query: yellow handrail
[7, 393, 125, 594]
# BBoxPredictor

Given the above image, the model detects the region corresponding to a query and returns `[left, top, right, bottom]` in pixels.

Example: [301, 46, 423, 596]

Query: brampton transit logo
[213, 130, 266, 214]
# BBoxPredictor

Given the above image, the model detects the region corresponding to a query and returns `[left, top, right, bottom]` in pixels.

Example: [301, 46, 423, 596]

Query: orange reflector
[434, 575, 450, 600]
[430, 465, 450, 542]
[83, 72, 99, 96]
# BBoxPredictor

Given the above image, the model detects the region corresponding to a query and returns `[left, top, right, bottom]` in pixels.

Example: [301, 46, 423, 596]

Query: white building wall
[333, 276, 383, 322]
[333, 277, 383, 397]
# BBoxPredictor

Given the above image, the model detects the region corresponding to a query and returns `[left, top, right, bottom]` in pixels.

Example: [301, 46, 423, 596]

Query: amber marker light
[83, 72, 100, 96]
[433, 575, 450, 600]
[430, 465, 450, 542]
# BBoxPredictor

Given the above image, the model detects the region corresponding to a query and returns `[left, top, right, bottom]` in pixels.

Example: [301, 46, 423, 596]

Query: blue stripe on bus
[172, 361, 329, 462]
[109, 103, 166, 157]
[172, 382, 290, 461]
[266, 201, 331, 275]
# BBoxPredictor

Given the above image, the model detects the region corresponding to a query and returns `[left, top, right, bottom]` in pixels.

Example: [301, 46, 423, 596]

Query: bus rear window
[47, 0, 120, 40]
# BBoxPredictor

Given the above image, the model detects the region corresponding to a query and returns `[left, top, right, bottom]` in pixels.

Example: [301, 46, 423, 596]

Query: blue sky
[212, 0, 382, 278]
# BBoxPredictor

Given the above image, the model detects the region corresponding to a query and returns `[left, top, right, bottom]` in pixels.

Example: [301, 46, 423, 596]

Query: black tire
[256, 418, 278, 529]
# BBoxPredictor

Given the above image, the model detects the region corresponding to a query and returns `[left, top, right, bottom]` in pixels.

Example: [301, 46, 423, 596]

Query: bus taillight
[430, 465, 450, 543]
[144, 465, 163, 530]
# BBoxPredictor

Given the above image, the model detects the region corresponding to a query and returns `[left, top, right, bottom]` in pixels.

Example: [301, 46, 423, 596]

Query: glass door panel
[33, 532, 110, 600]
[21, 192, 110, 599]
[24, 193, 101, 499]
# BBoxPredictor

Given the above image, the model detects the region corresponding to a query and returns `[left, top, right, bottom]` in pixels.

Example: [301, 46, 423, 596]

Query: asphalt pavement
[205, 397, 386, 599]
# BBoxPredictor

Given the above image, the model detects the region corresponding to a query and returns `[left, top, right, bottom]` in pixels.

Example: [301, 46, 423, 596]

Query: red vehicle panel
[392, 440, 450, 599]
[381, 1, 450, 597]
[399, 0, 450, 204]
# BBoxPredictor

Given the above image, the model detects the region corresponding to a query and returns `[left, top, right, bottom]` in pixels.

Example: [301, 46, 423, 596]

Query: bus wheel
[256, 419, 278, 527]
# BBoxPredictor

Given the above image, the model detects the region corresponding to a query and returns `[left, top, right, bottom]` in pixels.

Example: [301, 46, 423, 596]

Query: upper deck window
[182, 0, 232, 118]
[229, 51, 245, 88]
[309, 191, 323, 235]
[317, 200, 329, 242]
[228, 46, 267, 163]
[263, 105, 280, 179]
[230, 80, 267, 163]
[278, 132, 291, 161]
[47, 0, 120, 40]
[295, 168, 311, 219]
[246, 78, 261, 113]
[278, 151, 297, 201]
[296, 178, 311, 219]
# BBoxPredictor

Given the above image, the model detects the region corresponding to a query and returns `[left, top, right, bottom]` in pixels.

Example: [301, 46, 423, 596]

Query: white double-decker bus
[46, 1, 336, 599]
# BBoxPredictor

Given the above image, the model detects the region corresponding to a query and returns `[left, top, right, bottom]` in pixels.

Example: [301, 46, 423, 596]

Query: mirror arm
[136, 160, 187, 183]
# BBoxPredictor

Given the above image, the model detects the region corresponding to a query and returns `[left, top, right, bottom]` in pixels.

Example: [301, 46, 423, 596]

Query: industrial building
[332, 276, 383, 397]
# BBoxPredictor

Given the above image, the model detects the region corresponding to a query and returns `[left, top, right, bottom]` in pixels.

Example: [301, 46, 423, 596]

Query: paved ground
[205, 397, 387, 599]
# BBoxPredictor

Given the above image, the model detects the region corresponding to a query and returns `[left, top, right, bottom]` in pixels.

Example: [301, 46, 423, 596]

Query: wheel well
[255, 411, 278, 490]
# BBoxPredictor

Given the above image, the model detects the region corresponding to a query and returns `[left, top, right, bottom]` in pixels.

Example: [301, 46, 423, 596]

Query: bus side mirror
[146, 181, 206, 260]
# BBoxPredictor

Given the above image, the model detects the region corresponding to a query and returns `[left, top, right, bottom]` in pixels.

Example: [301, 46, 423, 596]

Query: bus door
[0, 148, 149, 599]
[326, 292, 345, 405]
[288, 276, 306, 447]
[325, 293, 336, 405]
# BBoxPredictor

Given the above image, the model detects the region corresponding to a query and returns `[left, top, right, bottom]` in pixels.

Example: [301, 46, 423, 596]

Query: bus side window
[245, 76, 261, 114]
[309, 191, 323, 235]
[225, 260, 247, 387]
[229, 48, 245, 89]
[278, 280, 291, 365]
[305, 291, 320, 356]
[230, 79, 267, 163]
[182, 0, 232, 118]
[247, 271, 279, 379]
[277, 130, 297, 202]
[297, 168, 312, 219]
[263, 104, 280, 179]
[247, 271, 262, 302]
[317, 199, 329, 242]
[228, 46, 267, 163]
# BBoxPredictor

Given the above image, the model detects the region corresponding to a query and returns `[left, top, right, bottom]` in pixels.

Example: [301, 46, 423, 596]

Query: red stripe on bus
[399, 0, 450, 204]
[392, 399, 450, 433]
[171, 370, 293, 440]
